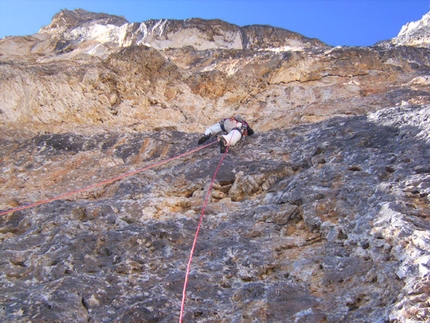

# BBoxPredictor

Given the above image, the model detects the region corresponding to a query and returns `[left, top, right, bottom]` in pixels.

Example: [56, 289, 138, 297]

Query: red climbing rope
[0, 140, 217, 217]
[2, 133, 233, 322]
[179, 138, 230, 323]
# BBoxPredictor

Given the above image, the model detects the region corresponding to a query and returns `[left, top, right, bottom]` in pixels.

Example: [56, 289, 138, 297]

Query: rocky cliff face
[1, 9, 430, 323]
[2, 9, 430, 135]
[391, 11, 430, 48]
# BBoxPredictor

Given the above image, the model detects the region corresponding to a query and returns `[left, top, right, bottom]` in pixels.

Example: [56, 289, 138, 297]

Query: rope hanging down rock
[1, 134, 231, 322]
[179, 137, 231, 322]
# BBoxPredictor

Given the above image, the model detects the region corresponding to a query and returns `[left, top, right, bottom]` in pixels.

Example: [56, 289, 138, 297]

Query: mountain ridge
[391, 11, 430, 47]
[36, 9, 328, 56]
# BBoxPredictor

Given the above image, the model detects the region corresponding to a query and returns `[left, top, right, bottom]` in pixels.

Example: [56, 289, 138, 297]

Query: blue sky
[0, 0, 429, 46]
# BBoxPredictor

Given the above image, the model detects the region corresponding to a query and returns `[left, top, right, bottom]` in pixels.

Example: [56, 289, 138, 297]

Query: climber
[197, 115, 254, 153]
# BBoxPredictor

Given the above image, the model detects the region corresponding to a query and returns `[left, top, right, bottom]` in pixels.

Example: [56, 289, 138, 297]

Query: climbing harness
[179, 136, 232, 322]
[0, 140, 217, 217]
[219, 119, 226, 132]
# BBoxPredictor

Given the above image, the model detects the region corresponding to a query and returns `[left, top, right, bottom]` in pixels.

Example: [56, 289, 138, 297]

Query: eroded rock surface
[1, 105, 429, 322]
[2, 10, 430, 135]
[1, 8, 430, 323]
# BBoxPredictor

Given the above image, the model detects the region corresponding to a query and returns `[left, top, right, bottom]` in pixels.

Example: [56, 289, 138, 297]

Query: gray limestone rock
[1, 8, 430, 323]
[0, 105, 429, 322]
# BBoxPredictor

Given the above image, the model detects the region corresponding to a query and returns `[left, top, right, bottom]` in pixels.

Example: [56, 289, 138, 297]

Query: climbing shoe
[198, 134, 211, 144]
[219, 137, 227, 153]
